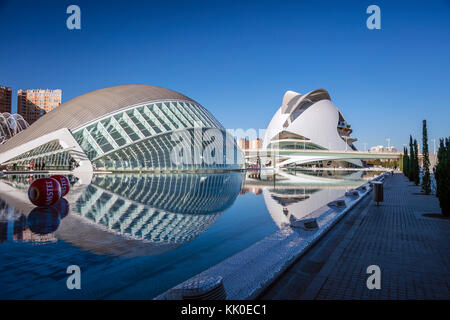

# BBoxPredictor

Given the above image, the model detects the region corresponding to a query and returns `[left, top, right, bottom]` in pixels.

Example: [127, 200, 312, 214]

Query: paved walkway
[260, 173, 449, 300]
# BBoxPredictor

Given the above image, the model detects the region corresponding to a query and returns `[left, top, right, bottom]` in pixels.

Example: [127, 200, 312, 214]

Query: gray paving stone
[259, 173, 450, 300]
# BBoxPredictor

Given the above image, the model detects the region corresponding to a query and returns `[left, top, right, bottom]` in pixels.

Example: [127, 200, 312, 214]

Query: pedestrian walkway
[260, 173, 449, 299]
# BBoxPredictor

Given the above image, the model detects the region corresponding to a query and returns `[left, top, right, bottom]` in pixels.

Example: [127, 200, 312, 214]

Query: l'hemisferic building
[0, 85, 243, 172]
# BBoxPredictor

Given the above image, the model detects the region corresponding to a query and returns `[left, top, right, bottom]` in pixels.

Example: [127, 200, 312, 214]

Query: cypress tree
[403, 146, 409, 177]
[413, 139, 420, 185]
[408, 135, 414, 181]
[435, 138, 450, 216]
[400, 149, 404, 172]
[406, 147, 410, 177]
[421, 120, 431, 194]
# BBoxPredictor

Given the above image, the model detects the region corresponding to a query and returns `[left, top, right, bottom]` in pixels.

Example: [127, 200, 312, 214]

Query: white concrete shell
[263, 89, 361, 166]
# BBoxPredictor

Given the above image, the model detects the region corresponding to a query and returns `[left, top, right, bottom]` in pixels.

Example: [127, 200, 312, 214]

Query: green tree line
[402, 119, 449, 216]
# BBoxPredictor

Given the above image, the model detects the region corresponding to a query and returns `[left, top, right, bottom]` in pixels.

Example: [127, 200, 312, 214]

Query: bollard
[290, 217, 319, 230]
[372, 181, 383, 205]
[165, 276, 227, 300]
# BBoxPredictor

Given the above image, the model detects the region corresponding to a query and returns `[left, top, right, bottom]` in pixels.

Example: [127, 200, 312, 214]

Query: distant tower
[17, 89, 62, 124]
[0, 86, 12, 113]
[237, 138, 249, 150]
[249, 138, 263, 150]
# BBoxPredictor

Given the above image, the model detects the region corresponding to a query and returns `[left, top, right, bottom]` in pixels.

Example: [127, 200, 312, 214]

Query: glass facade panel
[87, 123, 114, 153]
[126, 110, 151, 137]
[114, 113, 140, 141]
[93, 128, 241, 171]
[174, 102, 195, 126]
[180, 102, 208, 127]
[73, 130, 101, 160]
[147, 103, 173, 131]
[101, 118, 127, 147]
[169, 102, 191, 127]
[69, 100, 242, 170]
[138, 106, 163, 134]
[267, 140, 325, 150]
[2, 140, 77, 170]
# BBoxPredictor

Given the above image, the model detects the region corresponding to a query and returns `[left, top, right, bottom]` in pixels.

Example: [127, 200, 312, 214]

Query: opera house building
[0, 85, 242, 172]
[263, 89, 362, 167]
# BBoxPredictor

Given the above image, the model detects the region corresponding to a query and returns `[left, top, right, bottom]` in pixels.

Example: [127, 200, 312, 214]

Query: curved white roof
[263, 89, 357, 153]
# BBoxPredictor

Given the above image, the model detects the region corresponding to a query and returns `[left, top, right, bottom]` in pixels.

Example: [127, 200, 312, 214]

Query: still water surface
[0, 170, 379, 299]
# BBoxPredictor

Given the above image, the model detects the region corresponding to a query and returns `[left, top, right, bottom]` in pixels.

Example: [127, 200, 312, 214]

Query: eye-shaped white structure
[263, 89, 361, 167]
[0, 85, 242, 173]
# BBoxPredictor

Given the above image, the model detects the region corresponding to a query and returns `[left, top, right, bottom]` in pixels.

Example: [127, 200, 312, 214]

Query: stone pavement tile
[260, 173, 450, 300]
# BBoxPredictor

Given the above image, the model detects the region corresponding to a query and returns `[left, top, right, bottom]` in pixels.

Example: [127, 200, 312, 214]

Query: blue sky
[0, 0, 449, 151]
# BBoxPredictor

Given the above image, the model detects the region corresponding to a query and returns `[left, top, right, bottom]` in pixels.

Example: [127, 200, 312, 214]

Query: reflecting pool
[0, 169, 380, 299]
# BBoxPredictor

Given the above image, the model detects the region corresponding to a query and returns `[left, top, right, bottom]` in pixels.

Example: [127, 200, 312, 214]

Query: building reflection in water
[0, 198, 69, 243]
[0, 172, 243, 256]
[245, 169, 370, 229]
[0, 169, 373, 255]
[71, 173, 243, 246]
[263, 187, 349, 228]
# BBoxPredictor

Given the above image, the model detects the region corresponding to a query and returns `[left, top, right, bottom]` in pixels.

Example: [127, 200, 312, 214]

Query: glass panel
[182, 102, 211, 127]
[87, 123, 114, 153]
[160, 102, 183, 128]
[138, 106, 163, 134]
[171, 102, 192, 127]
[73, 130, 100, 159]
[4, 139, 76, 170]
[114, 113, 140, 141]
[147, 103, 172, 131]
[101, 118, 127, 146]
[126, 110, 151, 137]
[93, 128, 241, 171]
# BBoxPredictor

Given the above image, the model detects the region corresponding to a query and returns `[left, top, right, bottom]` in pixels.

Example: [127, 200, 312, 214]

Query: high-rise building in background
[0, 86, 12, 113]
[249, 138, 263, 150]
[17, 89, 62, 124]
[237, 138, 262, 150]
[237, 138, 250, 150]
